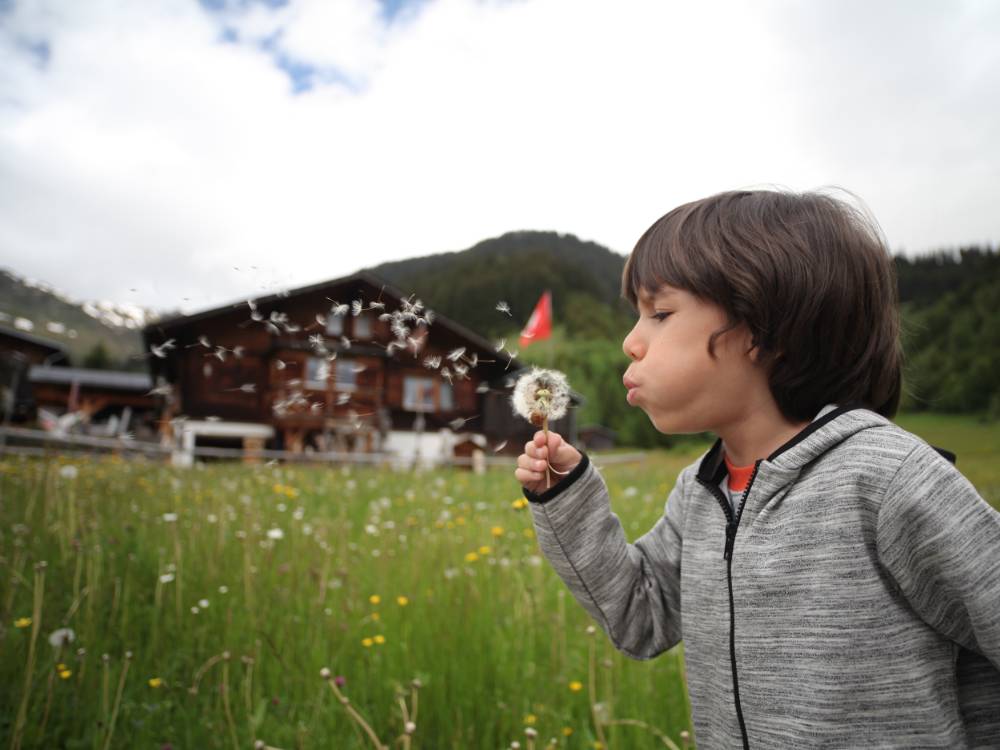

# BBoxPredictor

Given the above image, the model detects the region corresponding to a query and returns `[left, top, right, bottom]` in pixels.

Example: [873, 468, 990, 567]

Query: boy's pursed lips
[623, 374, 640, 404]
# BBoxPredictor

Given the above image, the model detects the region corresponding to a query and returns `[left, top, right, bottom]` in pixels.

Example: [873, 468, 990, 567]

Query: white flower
[159, 573, 175, 584]
[48, 627, 75, 648]
[266, 527, 284, 540]
[162, 512, 178, 523]
[59, 465, 78, 479]
[511, 368, 570, 426]
[198, 598, 209, 608]
[218, 585, 229, 594]
[191, 606, 200, 614]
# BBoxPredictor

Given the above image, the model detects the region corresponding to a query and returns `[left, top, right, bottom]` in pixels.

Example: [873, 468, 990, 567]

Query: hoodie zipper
[697, 458, 762, 750]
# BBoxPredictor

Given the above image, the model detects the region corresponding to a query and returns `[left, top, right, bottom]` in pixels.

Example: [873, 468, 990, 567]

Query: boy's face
[622, 284, 763, 435]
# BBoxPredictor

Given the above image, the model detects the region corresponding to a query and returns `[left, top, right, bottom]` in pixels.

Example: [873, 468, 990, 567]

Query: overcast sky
[1, 0, 998, 314]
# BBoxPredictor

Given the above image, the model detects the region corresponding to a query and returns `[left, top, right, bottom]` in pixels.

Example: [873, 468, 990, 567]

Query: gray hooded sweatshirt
[523, 403, 1000, 748]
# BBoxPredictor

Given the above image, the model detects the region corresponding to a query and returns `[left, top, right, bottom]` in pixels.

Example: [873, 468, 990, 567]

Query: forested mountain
[367, 231, 634, 342]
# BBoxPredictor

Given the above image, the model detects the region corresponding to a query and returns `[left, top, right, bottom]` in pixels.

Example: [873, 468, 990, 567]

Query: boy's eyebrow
[638, 288, 677, 303]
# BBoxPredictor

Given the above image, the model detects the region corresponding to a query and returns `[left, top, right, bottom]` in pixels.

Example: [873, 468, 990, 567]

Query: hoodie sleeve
[876, 441, 1000, 666]
[525, 454, 685, 660]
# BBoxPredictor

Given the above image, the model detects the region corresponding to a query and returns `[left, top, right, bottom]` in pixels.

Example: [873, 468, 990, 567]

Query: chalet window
[326, 316, 344, 336]
[334, 359, 357, 391]
[440, 381, 454, 410]
[403, 376, 435, 412]
[305, 357, 330, 389]
[354, 314, 371, 339]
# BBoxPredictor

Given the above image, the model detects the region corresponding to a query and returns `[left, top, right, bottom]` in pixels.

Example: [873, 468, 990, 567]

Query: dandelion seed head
[48, 627, 75, 647]
[511, 368, 570, 425]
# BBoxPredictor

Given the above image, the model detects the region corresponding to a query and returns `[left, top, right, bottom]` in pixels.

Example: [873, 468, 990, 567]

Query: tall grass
[0, 451, 696, 749]
[1, 412, 994, 748]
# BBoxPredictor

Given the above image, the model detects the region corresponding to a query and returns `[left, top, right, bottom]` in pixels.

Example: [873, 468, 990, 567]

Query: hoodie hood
[695, 402, 892, 490]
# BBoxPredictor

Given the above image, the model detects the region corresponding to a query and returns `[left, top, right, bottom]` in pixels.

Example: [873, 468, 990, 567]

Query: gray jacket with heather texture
[523, 404, 1000, 748]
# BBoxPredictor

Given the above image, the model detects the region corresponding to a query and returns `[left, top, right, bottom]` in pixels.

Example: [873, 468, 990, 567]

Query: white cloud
[0, 0, 997, 312]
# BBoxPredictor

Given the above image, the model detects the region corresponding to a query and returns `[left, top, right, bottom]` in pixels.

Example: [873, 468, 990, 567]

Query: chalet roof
[143, 269, 520, 369]
[29, 366, 152, 391]
[0, 324, 71, 359]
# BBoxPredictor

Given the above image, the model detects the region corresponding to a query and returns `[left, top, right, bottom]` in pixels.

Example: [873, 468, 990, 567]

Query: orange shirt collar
[723, 453, 756, 492]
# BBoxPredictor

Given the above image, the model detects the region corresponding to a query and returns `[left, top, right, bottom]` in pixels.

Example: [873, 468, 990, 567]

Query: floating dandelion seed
[496, 301, 512, 316]
[447, 347, 465, 362]
[511, 368, 571, 488]
[150, 339, 176, 358]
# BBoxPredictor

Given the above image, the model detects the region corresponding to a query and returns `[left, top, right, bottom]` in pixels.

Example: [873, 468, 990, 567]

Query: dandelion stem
[221, 659, 240, 750]
[38, 643, 61, 741]
[101, 653, 131, 750]
[325, 676, 385, 750]
[588, 627, 607, 750]
[10, 563, 45, 750]
[542, 417, 551, 490]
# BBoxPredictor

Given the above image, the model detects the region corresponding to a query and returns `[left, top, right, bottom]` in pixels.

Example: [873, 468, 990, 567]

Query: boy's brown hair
[622, 189, 902, 422]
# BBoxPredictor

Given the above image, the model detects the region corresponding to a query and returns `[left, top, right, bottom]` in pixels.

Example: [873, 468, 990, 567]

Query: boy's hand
[515, 430, 583, 495]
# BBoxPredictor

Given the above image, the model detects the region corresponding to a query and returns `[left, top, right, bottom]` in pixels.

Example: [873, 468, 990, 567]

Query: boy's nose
[623, 328, 643, 360]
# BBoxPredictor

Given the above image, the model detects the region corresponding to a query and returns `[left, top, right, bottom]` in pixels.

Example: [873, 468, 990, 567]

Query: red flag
[519, 291, 552, 348]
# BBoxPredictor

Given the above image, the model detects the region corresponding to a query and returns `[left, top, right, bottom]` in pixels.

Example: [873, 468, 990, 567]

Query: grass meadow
[1, 412, 997, 749]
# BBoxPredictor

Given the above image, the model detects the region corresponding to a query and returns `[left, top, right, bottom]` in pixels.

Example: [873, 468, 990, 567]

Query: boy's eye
[651, 311, 672, 322]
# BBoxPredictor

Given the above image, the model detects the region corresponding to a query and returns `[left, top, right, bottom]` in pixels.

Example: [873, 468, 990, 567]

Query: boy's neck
[718, 404, 812, 468]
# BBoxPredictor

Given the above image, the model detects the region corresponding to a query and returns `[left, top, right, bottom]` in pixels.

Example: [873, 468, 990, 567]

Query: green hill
[366, 230, 633, 342]
[0, 269, 146, 369]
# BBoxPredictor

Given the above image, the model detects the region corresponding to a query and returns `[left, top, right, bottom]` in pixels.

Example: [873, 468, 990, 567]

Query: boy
[515, 190, 1000, 748]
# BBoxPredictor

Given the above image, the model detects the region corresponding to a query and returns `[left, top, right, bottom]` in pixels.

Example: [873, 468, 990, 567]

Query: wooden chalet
[142, 271, 578, 465]
[0, 324, 71, 423]
[28, 366, 158, 439]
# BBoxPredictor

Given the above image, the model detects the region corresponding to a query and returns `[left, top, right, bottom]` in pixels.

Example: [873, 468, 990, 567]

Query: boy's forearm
[525, 457, 683, 660]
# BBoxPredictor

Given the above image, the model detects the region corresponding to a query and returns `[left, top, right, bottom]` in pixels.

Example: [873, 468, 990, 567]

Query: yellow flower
[59, 669, 72, 680]
[148, 677, 163, 688]
[523, 528, 535, 539]
[272, 483, 284, 494]
[362, 637, 374, 648]
[562, 727, 574, 736]
[524, 713, 537, 725]
[373, 634, 385, 645]
[369, 594, 381, 605]
[568, 680, 583, 692]
[371, 612, 381, 622]
[396, 596, 409, 607]
[57, 663, 67, 671]
[478, 545, 491, 556]
[14, 617, 31, 628]
[464, 552, 479, 563]
[435, 520, 445, 529]
[455, 516, 466, 526]
[512, 498, 528, 510]
[592, 743, 604, 749]
[491, 526, 505, 537]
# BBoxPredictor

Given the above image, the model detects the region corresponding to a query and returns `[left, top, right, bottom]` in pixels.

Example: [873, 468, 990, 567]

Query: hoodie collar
[696, 402, 890, 487]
